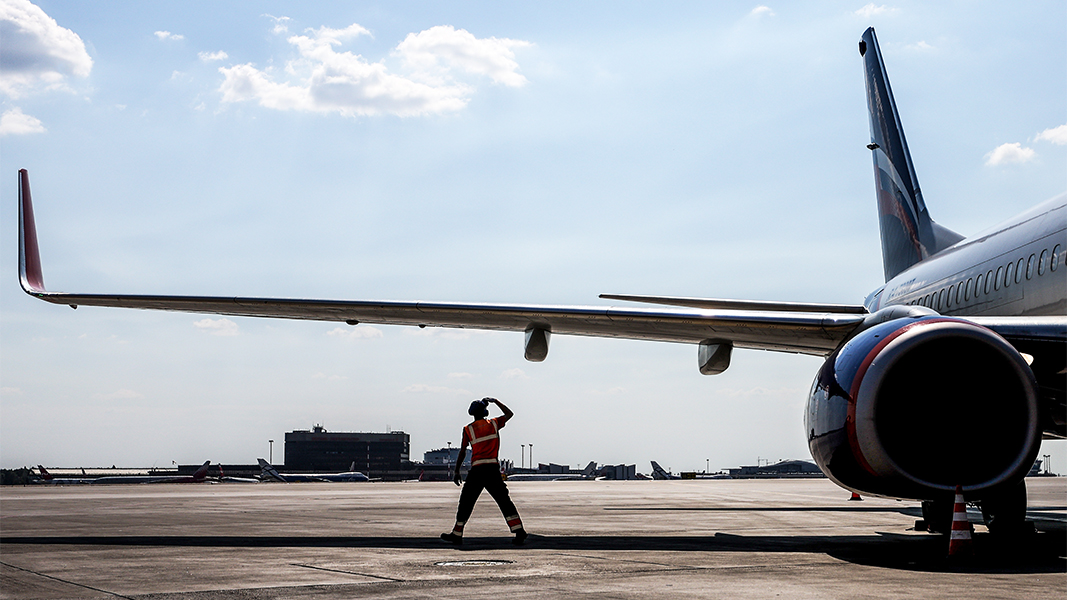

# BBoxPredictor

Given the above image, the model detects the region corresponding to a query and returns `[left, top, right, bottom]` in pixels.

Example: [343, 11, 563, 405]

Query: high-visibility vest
[464, 418, 501, 466]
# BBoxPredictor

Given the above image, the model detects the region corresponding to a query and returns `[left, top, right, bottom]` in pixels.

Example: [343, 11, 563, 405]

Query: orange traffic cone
[947, 485, 973, 558]
[848, 492, 862, 501]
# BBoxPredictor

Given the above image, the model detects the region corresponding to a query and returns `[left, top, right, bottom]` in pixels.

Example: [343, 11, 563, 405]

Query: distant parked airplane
[506, 461, 598, 481]
[89, 461, 212, 484]
[257, 458, 370, 482]
[650, 461, 680, 480]
[35, 465, 91, 484]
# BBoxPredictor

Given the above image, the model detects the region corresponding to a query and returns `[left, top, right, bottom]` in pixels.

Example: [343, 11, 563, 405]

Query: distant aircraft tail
[258, 458, 286, 482]
[650, 461, 673, 480]
[192, 461, 211, 481]
[37, 465, 52, 481]
[581, 461, 597, 478]
[860, 28, 962, 282]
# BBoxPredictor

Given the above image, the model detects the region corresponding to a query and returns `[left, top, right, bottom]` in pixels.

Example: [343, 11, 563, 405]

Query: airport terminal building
[285, 426, 410, 476]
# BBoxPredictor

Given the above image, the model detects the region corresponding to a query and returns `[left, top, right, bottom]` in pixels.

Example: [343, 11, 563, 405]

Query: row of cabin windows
[909, 244, 1061, 312]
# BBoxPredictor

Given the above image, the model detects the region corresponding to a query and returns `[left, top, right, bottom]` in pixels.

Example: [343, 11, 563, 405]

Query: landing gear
[918, 497, 954, 533]
[980, 480, 1034, 536]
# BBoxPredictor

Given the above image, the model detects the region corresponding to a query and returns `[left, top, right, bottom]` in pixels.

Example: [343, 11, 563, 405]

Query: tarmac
[1, 478, 1063, 599]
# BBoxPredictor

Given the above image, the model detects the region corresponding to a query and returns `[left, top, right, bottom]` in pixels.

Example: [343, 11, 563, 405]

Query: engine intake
[806, 315, 1040, 499]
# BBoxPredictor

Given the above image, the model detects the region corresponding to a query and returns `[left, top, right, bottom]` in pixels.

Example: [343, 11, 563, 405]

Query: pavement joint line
[0, 560, 136, 599]
[550, 553, 679, 567]
[290, 563, 404, 582]
[549, 553, 833, 573]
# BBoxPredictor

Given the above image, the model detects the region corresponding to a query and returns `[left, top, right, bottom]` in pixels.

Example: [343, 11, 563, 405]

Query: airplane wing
[18, 170, 867, 363]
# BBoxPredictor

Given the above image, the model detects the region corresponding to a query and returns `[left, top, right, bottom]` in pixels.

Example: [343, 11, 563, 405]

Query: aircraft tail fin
[192, 461, 211, 481]
[37, 465, 52, 481]
[650, 461, 673, 480]
[258, 458, 286, 482]
[859, 29, 962, 282]
[581, 461, 597, 478]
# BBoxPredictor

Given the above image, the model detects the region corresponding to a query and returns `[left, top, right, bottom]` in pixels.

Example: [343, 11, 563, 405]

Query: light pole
[529, 443, 534, 472]
[706, 458, 709, 474]
[521, 445, 525, 470]
[447, 441, 452, 476]
[268, 440, 274, 464]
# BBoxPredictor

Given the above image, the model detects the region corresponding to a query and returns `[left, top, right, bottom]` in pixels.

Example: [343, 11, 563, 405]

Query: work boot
[440, 532, 463, 545]
[512, 529, 528, 546]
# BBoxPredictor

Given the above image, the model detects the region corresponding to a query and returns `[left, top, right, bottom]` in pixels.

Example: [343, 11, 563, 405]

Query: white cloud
[394, 25, 530, 87]
[854, 4, 895, 19]
[402, 328, 482, 340]
[327, 326, 383, 339]
[401, 384, 470, 395]
[198, 50, 229, 62]
[0, 107, 44, 135]
[1034, 124, 1067, 145]
[0, 0, 92, 98]
[750, 6, 775, 17]
[448, 372, 474, 379]
[500, 368, 528, 380]
[193, 317, 239, 336]
[154, 30, 184, 41]
[217, 23, 529, 117]
[264, 14, 291, 35]
[906, 40, 934, 51]
[984, 142, 1035, 166]
[92, 389, 144, 400]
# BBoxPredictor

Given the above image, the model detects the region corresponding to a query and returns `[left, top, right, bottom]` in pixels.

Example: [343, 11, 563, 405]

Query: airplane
[650, 461, 680, 480]
[257, 458, 370, 482]
[35, 465, 92, 484]
[15, 28, 1065, 535]
[88, 461, 212, 484]
[506, 461, 598, 481]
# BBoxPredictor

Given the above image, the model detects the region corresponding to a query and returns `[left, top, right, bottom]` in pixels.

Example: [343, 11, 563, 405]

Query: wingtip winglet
[18, 169, 47, 294]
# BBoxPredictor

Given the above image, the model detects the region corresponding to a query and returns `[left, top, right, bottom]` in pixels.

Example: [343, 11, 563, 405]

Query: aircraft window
[985, 270, 993, 294]
[955, 281, 963, 304]
[937, 288, 945, 310]
[1039, 249, 1048, 275]
[974, 274, 982, 297]
[994, 266, 1003, 290]
[1027, 253, 1036, 279]
[1016, 257, 1025, 283]
[945, 286, 952, 308]
[1004, 262, 1013, 288]
[1053, 244, 1061, 271]
[965, 277, 973, 300]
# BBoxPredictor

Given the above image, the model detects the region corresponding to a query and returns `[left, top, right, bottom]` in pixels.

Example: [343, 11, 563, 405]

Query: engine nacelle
[806, 315, 1040, 500]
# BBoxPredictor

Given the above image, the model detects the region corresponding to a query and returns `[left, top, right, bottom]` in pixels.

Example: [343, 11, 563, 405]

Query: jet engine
[805, 315, 1040, 503]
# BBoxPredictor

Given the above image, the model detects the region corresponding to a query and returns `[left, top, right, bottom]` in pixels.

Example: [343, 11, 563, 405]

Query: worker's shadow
[2, 530, 1062, 574]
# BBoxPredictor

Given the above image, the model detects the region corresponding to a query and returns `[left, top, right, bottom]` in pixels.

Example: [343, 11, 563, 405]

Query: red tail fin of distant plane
[192, 461, 211, 481]
[37, 465, 53, 481]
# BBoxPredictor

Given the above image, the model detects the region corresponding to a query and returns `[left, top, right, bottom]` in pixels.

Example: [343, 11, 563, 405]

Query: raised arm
[485, 397, 513, 425]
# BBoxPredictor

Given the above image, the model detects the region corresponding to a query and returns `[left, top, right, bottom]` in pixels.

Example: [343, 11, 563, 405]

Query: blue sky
[1, 1, 1064, 474]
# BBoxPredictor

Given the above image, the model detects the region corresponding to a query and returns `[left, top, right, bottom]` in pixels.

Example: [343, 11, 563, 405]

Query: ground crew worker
[441, 397, 528, 546]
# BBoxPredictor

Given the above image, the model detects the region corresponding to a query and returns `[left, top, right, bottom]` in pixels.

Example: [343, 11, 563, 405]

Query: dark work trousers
[456, 464, 522, 530]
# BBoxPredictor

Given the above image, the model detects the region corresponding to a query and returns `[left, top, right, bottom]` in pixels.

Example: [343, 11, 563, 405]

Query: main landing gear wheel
[980, 480, 1034, 536]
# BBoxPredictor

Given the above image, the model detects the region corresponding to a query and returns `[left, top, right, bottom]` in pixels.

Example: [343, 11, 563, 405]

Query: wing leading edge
[18, 169, 866, 359]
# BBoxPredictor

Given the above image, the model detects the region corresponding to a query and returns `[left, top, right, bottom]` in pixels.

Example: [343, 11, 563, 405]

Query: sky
[1, 1, 1064, 475]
